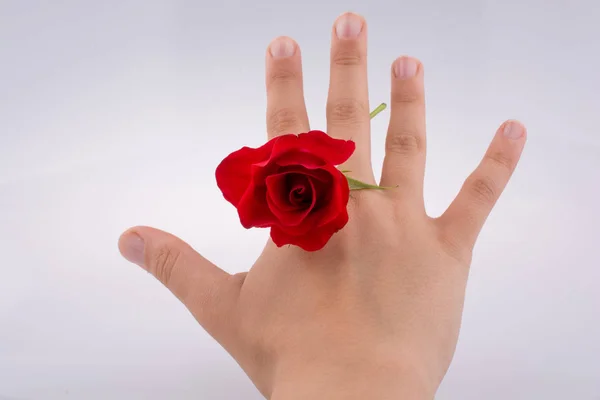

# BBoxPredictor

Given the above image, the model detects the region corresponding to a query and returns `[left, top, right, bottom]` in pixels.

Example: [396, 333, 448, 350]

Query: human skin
[118, 12, 527, 400]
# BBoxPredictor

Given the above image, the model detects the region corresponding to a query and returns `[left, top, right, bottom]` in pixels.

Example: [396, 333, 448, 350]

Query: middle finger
[326, 12, 373, 184]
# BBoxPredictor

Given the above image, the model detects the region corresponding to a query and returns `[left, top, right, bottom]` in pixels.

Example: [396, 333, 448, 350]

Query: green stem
[346, 176, 396, 191]
[369, 103, 387, 119]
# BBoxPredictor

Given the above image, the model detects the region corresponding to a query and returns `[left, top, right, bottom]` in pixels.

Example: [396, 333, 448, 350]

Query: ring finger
[380, 56, 427, 208]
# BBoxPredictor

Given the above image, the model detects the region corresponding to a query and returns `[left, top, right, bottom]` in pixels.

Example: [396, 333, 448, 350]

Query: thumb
[118, 226, 242, 337]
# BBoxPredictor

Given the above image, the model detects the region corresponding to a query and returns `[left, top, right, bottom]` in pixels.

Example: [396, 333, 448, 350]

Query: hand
[118, 12, 526, 400]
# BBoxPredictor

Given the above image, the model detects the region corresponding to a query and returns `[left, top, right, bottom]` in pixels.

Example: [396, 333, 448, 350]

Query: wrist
[269, 348, 436, 400]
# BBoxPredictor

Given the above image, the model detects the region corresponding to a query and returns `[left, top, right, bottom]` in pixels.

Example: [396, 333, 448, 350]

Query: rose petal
[316, 164, 350, 227]
[218, 132, 352, 246]
[266, 165, 333, 217]
[268, 134, 302, 162]
[274, 151, 326, 169]
[287, 175, 313, 207]
[270, 222, 338, 251]
[236, 166, 278, 229]
[321, 207, 350, 234]
[268, 131, 355, 167]
[276, 164, 332, 183]
[265, 173, 298, 212]
[266, 173, 316, 227]
[266, 166, 334, 235]
[270, 203, 350, 251]
[268, 164, 348, 243]
[215, 139, 276, 206]
[297, 130, 355, 165]
[299, 164, 349, 228]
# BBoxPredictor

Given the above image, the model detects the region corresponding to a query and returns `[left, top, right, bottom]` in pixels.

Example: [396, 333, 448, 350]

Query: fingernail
[394, 57, 418, 79]
[270, 37, 296, 58]
[121, 233, 146, 268]
[503, 121, 524, 139]
[335, 13, 363, 39]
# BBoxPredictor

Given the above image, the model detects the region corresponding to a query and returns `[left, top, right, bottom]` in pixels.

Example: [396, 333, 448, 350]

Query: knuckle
[150, 244, 182, 287]
[332, 49, 363, 66]
[391, 88, 422, 104]
[268, 107, 301, 135]
[267, 68, 297, 87]
[467, 175, 498, 205]
[327, 98, 368, 126]
[485, 150, 514, 172]
[385, 131, 423, 156]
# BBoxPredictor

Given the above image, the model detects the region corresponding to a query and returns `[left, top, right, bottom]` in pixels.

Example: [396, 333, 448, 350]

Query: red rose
[216, 130, 355, 251]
